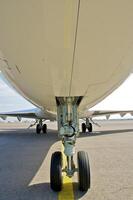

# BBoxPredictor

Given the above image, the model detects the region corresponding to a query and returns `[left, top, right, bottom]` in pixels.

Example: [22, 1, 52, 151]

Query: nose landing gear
[50, 150, 90, 192]
[50, 97, 91, 192]
[50, 148, 90, 192]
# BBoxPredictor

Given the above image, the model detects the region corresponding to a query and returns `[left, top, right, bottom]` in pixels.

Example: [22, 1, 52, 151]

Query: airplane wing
[82, 110, 133, 120]
[1, 108, 133, 121]
[0, 107, 57, 122]
[0, 108, 38, 121]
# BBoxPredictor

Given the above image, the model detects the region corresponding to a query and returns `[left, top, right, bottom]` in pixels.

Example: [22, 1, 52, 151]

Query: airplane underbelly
[0, 1, 133, 112]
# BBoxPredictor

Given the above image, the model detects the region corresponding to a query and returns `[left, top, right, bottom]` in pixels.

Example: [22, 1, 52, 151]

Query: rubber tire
[50, 151, 62, 191]
[82, 123, 86, 133]
[88, 123, 92, 132]
[42, 124, 47, 134]
[36, 124, 41, 134]
[78, 151, 90, 191]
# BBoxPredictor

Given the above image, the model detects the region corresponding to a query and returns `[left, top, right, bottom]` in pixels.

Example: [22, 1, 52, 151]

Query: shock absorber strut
[56, 97, 82, 177]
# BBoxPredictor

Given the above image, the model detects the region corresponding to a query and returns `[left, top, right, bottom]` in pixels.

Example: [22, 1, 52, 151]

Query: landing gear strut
[36, 120, 47, 134]
[50, 97, 91, 192]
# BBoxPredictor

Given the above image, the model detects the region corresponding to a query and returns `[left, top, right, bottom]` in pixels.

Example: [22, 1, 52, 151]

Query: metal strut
[56, 96, 82, 177]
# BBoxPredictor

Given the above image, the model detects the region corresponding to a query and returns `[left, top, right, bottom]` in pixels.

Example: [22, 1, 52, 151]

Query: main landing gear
[82, 118, 93, 133]
[36, 120, 47, 134]
[50, 97, 91, 192]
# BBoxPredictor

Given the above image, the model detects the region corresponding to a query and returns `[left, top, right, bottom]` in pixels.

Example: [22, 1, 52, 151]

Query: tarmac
[0, 120, 133, 200]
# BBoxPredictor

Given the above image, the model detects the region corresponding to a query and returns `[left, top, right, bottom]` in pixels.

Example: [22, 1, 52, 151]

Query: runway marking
[58, 144, 74, 200]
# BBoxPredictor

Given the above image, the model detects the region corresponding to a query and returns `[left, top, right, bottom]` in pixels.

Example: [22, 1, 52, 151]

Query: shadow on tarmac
[27, 182, 87, 199]
[79, 128, 133, 137]
[0, 128, 59, 200]
[73, 182, 88, 199]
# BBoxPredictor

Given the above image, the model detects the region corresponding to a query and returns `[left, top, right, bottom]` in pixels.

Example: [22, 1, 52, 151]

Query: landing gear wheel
[36, 124, 42, 134]
[50, 151, 62, 191]
[42, 124, 47, 134]
[88, 123, 92, 133]
[82, 123, 86, 133]
[78, 151, 90, 191]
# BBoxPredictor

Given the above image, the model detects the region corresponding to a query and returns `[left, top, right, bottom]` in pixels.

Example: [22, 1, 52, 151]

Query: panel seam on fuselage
[69, 0, 81, 96]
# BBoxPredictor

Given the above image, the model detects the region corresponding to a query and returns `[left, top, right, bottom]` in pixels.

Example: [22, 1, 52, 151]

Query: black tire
[50, 151, 62, 191]
[88, 123, 92, 132]
[36, 124, 41, 134]
[42, 124, 47, 134]
[78, 151, 90, 191]
[82, 123, 86, 133]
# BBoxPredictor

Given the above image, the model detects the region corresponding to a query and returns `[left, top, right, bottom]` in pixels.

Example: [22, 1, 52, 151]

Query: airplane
[0, 0, 133, 192]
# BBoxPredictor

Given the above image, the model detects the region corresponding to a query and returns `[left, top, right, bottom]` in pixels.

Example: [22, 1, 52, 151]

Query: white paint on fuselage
[0, 1, 133, 113]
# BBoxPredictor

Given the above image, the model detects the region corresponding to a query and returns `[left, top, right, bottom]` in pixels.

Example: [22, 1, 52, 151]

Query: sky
[0, 72, 133, 119]
[91, 73, 133, 111]
[0, 73, 35, 112]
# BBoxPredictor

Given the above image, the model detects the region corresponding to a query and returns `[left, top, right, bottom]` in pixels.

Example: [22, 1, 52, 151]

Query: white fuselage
[0, 1, 133, 113]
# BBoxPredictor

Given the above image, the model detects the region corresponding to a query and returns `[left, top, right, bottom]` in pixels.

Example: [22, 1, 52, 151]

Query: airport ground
[0, 120, 133, 200]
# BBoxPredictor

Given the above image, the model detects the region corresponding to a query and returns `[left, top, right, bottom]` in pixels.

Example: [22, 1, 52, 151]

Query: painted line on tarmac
[58, 144, 74, 200]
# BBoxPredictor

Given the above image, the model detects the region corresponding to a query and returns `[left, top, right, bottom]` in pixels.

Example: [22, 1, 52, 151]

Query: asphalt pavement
[0, 120, 133, 200]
